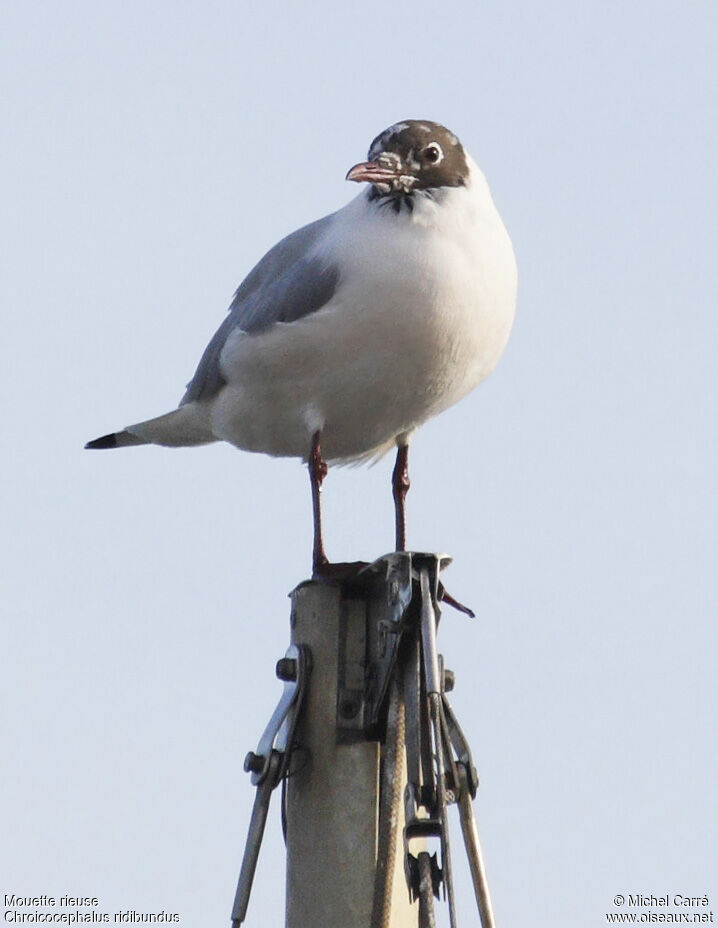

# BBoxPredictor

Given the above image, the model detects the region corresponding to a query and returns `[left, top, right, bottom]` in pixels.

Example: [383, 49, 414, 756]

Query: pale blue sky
[2, 1, 716, 925]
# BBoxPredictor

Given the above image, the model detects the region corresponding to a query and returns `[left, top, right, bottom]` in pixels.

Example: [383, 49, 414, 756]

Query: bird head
[346, 120, 470, 197]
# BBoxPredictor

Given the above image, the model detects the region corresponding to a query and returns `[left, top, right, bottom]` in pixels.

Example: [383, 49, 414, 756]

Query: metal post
[231, 554, 496, 927]
[285, 579, 416, 928]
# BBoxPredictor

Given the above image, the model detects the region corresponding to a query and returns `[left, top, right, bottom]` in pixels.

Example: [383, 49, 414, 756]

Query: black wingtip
[85, 433, 118, 450]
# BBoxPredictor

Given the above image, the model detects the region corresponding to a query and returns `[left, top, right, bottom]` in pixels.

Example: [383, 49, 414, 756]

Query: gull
[86, 120, 517, 574]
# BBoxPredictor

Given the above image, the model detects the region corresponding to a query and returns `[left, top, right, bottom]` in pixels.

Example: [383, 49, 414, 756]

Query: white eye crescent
[423, 143, 443, 165]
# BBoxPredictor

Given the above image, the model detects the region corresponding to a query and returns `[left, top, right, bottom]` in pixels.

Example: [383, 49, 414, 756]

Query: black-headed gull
[87, 120, 517, 573]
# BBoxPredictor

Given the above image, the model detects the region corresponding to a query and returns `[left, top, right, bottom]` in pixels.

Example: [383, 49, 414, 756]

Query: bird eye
[423, 143, 443, 164]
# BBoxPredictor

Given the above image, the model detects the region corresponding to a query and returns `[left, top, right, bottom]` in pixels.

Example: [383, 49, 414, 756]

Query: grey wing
[181, 213, 340, 405]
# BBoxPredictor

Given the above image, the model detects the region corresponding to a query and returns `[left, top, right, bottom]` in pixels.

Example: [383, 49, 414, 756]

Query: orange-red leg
[309, 430, 329, 573]
[392, 442, 410, 551]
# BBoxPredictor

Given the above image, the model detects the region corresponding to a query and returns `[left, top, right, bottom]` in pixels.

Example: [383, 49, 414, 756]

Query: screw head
[244, 751, 264, 774]
[442, 669, 455, 692]
[339, 698, 360, 720]
[276, 657, 298, 681]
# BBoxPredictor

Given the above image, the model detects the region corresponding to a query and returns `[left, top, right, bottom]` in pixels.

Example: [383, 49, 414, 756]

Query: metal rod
[232, 764, 277, 925]
[457, 767, 496, 928]
[417, 852, 437, 928]
[419, 564, 457, 928]
[418, 568, 441, 696]
[429, 693, 458, 928]
[370, 676, 406, 928]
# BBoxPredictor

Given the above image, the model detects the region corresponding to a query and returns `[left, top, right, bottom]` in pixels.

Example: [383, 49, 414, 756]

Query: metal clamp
[338, 552, 453, 741]
[394, 555, 495, 928]
[231, 643, 311, 926]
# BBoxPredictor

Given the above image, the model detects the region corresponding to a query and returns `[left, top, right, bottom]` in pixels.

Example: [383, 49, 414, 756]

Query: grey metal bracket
[231, 643, 312, 926]
[338, 552, 452, 741]
[357, 553, 496, 928]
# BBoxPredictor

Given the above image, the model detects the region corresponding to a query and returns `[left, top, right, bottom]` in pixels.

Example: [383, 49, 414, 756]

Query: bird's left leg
[392, 441, 410, 551]
[309, 430, 329, 574]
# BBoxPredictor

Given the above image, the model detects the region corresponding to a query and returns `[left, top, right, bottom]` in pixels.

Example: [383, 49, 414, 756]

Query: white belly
[211, 182, 517, 462]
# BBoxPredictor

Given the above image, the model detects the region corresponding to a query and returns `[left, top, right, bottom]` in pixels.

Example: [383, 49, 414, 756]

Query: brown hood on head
[347, 120, 469, 193]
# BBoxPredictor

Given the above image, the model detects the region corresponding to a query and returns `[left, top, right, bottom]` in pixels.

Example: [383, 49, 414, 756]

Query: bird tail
[85, 430, 148, 449]
[85, 404, 215, 450]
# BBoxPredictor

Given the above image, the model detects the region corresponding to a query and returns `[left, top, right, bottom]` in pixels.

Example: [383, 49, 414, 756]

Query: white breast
[212, 161, 517, 462]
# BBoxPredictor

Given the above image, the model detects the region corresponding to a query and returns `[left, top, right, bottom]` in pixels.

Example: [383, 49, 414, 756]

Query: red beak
[345, 160, 402, 185]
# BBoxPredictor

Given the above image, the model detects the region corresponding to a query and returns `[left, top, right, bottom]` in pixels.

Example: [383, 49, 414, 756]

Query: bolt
[443, 668, 455, 692]
[276, 657, 298, 681]
[339, 698, 360, 720]
[244, 751, 265, 774]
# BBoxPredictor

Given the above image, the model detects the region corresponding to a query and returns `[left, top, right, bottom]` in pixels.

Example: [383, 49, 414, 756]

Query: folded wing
[181, 213, 340, 405]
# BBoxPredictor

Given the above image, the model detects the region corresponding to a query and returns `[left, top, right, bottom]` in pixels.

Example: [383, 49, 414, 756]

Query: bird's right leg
[392, 441, 410, 552]
[308, 430, 329, 574]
